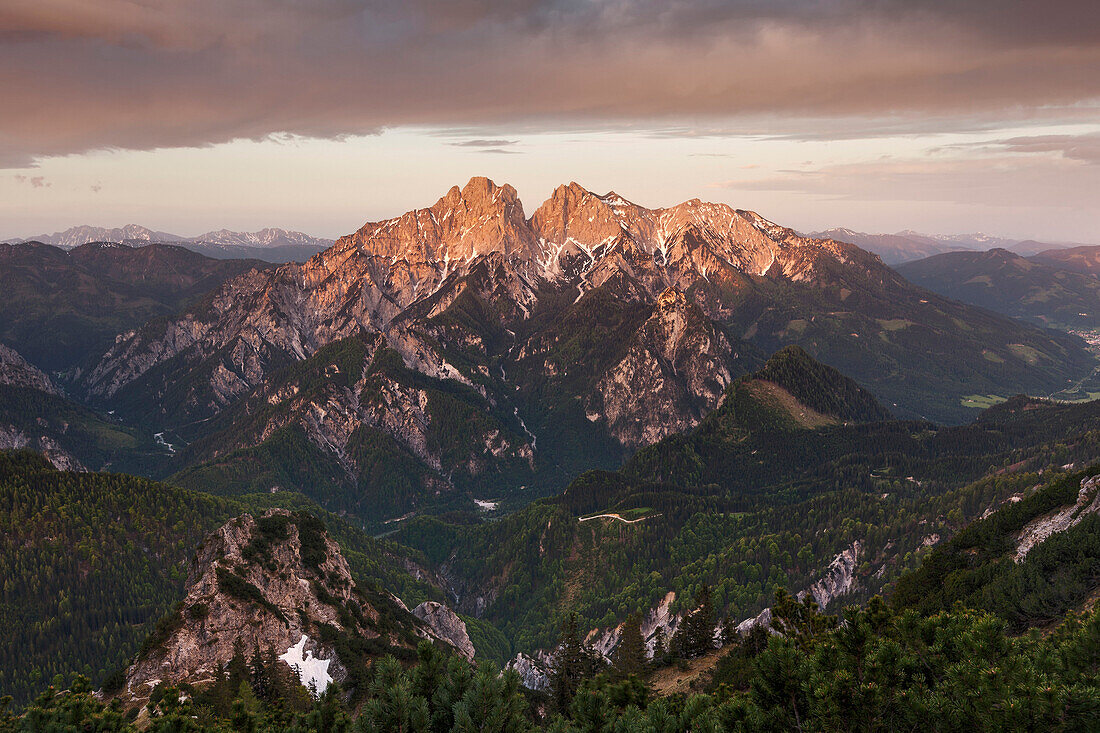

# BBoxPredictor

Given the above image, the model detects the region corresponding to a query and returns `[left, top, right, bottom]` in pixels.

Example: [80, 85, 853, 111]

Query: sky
[2, 0, 1099, 242]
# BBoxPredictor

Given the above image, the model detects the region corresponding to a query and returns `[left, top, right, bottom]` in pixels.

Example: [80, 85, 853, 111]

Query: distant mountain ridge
[813, 227, 1090, 264]
[0, 241, 269, 373]
[1032, 244, 1100, 277]
[6, 225, 333, 263]
[896, 248, 1100, 331]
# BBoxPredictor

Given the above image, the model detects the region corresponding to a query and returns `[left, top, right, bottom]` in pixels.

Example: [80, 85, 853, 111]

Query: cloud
[712, 151, 1100, 209]
[989, 133, 1100, 165]
[13, 174, 49, 188]
[449, 138, 519, 148]
[1, 1, 1098, 165]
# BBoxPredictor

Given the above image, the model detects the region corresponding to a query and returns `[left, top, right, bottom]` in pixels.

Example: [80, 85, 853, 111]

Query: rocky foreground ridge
[123, 510, 472, 702]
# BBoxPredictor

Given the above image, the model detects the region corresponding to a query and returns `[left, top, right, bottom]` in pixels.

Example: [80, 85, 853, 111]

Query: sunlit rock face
[77, 178, 881, 517]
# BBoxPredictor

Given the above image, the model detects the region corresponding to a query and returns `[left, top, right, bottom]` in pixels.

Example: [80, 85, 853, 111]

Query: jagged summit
[322, 176, 861, 293]
[338, 176, 535, 263]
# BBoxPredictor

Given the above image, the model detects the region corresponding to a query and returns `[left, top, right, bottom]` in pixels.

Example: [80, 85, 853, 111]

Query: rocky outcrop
[803, 540, 861, 609]
[123, 510, 430, 702]
[0, 426, 84, 471]
[0, 343, 58, 395]
[510, 590, 683, 691]
[1015, 474, 1100, 561]
[413, 601, 475, 661]
[735, 541, 862, 635]
[505, 651, 553, 692]
[736, 607, 772, 635]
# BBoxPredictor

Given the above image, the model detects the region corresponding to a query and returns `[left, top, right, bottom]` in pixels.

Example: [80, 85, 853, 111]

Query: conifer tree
[551, 613, 597, 712]
[611, 613, 646, 679]
[650, 627, 668, 668]
[674, 583, 715, 659]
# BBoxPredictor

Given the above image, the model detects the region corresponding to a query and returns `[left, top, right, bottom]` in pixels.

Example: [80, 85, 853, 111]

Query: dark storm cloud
[1, 0, 1098, 166]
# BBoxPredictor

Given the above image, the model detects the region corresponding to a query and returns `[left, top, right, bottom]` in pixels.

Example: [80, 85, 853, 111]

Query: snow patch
[279, 635, 332, 697]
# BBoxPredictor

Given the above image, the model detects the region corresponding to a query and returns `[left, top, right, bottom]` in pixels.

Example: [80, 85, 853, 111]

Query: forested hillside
[396, 377, 1100, 655]
[7, 600, 1100, 730]
[0, 452, 235, 704]
[0, 451, 439, 706]
[896, 248, 1100, 331]
[893, 466, 1100, 629]
[0, 242, 267, 375]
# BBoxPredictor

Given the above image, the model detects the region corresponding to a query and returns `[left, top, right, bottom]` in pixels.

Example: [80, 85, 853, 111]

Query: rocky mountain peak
[529, 182, 632, 246]
[329, 176, 538, 279]
[123, 510, 422, 702]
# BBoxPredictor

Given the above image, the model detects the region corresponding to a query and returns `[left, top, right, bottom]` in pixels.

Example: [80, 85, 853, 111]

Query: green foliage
[893, 467, 1100, 630]
[749, 345, 893, 423]
[463, 616, 513, 668]
[610, 615, 646, 680]
[0, 451, 235, 705]
[673, 583, 715, 660]
[551, 614, 602, 713]
[400, 393, 1100, 656]
[7, 605, 1100, 731]
[215, 567, 287, 623]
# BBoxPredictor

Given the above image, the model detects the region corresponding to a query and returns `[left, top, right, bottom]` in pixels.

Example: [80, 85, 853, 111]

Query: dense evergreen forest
[0, 452, 440, 707]
[7, 601, 1099, 730]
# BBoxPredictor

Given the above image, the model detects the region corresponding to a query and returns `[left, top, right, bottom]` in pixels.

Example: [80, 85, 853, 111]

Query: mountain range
[29, 176, 1085, 527]
[812, 227, 1090, 264]
[1032, 244, 1100, 277]
[895, 248, 1100, 331]
[4, 225, 333, 263]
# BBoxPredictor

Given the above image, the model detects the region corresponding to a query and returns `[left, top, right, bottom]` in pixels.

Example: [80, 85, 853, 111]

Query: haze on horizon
[2, 0, 1099, 243]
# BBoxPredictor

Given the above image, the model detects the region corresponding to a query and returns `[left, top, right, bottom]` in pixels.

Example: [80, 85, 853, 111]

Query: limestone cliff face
[80, 178, 874, 515]
[123, 510, 419, 702]
[412, 601, 475, 662]
[593, 289, 735, 448]
[803, 540, 861, 609]
[0, 343, 87, 470]
[1015, 474, 1100, 561]
[735, 540, 863, 635]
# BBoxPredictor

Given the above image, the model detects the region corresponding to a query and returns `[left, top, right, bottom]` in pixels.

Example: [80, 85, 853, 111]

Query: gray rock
[413, 601, 475, 661]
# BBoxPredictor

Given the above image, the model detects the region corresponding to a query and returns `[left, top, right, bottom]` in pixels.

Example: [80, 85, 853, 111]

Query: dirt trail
[578, 512, 659, 524]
